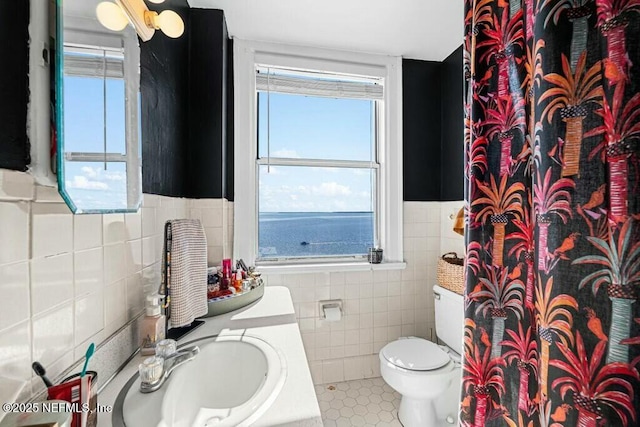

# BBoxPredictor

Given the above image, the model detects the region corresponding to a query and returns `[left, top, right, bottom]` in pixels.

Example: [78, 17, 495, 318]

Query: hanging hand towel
[162, 219, 208, 328]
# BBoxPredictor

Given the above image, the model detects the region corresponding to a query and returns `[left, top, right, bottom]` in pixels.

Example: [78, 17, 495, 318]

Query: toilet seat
[381, 338, 450, 371]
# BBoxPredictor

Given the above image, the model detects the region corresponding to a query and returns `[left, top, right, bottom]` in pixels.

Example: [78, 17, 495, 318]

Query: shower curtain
[462, 0, 640, 426]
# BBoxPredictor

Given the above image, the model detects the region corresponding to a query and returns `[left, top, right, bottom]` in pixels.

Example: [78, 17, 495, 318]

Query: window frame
[234, 39, 403, 270]
[256, 89, 380, 263]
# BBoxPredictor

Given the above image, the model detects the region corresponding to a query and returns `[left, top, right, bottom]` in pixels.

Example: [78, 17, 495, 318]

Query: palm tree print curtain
[462, 0, 640, 426]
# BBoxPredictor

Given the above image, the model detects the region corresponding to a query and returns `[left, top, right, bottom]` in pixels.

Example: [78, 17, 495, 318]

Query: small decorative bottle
[234, 270, 244, 292]
[140, 294, 166, 356]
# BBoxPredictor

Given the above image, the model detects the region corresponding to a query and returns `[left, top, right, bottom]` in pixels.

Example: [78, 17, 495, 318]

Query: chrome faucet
[139, 345, 200, 393]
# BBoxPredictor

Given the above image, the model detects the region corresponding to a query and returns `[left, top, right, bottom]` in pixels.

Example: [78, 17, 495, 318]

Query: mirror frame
[55, 0, 142, 214]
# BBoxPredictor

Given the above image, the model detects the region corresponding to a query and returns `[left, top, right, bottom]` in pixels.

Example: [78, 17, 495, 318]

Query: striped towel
[162, 219, 208, 328]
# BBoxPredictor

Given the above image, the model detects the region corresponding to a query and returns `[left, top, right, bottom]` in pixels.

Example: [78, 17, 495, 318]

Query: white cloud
[258, 180, 371, 212]
[81, 166, 99, 178]
[66, 175, 109, 190]
[78, 166, 125, 182]
[312, 182, 351, 197]
[103, 170, 125, 181]
[296, 185, 311, 195]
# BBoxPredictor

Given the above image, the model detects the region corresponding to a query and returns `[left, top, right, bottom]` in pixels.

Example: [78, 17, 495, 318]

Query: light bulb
[96, 2, 129, 32]
[147, 0, 165, 3]
[157, 10, 184, 38]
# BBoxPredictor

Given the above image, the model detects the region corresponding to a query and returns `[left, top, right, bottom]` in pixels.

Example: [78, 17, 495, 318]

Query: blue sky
[63, 76, 128, 210]
[257, 93, 375, 213]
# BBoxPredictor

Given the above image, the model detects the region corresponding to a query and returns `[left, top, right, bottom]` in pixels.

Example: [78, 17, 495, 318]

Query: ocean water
[258, 212, 374, 259]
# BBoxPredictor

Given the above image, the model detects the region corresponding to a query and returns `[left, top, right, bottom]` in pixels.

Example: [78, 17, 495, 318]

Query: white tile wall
[73, 214, 102, 251]
[31, 203, 73, 259]
[0, 321, 31, 404]
[0, 201, 29, 265]
[74, 248, 104, 297]
[0, 169, 218, 409]
[30, 253, 74, 315]
[0, 262, 30, 331]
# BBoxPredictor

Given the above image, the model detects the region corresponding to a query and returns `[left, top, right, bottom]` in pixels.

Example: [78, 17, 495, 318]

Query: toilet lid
[382, 338, 450, 371]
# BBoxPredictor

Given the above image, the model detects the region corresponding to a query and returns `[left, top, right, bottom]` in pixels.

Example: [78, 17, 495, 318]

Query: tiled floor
[316, 377, 403, 427]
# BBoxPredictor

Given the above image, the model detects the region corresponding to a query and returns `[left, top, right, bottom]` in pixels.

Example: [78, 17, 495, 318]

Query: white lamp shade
[157, 10, 184, 38]
[147, 0, 165, 3]
[96, 2, 129, 32]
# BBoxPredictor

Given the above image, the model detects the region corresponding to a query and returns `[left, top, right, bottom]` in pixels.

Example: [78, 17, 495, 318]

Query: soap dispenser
[140, 294, 166, 356]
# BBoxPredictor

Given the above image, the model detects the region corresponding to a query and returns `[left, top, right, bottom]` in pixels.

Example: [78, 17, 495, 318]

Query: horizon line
[259, 211, 374, 214]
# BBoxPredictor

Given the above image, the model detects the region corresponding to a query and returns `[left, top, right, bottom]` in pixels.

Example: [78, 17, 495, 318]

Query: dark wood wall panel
[187, 9, 227, 199]
[226, 38, 234, 201]
[402, 47, 464, 202]
[1, 1, 30, 171]
[403, 59, 442, 201]
[440, 46, 464, 201]
[141, 5, 231, 199]
[140, 0, 190, 197]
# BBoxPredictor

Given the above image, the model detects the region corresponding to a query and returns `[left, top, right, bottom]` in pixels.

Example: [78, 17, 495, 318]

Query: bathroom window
[234, 41, 403, 269]
[256, 69, 380, 261]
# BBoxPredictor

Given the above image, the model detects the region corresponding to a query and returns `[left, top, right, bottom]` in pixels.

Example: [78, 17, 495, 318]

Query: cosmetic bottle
[140, 294, 166, 356]
[221, 258, 232, 291]
[234, 270, 244, 292]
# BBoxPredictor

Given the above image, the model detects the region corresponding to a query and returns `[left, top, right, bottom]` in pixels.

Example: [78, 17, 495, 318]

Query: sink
[114, 335, 287, 427]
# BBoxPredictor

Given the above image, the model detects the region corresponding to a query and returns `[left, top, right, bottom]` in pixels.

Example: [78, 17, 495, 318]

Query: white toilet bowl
[379, 337, 460, 427]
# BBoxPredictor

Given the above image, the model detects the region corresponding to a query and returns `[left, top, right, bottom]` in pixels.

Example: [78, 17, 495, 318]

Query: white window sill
[256, 261, 407, 275]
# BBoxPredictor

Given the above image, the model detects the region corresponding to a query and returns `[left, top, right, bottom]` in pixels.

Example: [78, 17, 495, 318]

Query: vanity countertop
[98, 286, 322, 427]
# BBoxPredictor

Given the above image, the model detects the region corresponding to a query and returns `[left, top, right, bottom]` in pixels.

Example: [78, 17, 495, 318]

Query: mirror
[55, 0, 141, 213]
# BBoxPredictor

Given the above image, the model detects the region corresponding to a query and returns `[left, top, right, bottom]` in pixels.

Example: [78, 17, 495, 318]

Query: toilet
[380, 284, 464, 426]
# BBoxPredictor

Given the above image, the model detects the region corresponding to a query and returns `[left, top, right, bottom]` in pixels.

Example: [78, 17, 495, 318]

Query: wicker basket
[436, 252, 465, 295]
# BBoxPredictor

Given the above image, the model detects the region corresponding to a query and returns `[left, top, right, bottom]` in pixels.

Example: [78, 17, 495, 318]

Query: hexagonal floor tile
[381, 392, 395, 402]
[369, 394, 383, 404]
[380, 400, 395, 412]
[340, 406, 355, 418]
[343, 397, 357, 408]
[356, 395, 370, 405]
[365, 412, 381, 424]
[351, 414, 366, 426]
[353, 404, 368, 416]
[319, 377, 401, 426]
[330, 399, 344, 410]
[333, 390, 347, 400]
[359, 387, 373, 397]
[325, 408, 340, 420]
[379, 410, 394, 422]
[367, 402, 381, 414]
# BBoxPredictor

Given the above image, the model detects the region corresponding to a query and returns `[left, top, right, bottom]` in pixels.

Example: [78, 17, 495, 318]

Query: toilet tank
[433, 285, 464, 353]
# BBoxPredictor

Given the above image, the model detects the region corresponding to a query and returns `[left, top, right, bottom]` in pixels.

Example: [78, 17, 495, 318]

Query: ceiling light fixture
[96, 0, 184, 42]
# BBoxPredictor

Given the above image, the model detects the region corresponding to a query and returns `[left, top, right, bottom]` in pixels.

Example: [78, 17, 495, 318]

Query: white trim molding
[233, 38, 403, 268]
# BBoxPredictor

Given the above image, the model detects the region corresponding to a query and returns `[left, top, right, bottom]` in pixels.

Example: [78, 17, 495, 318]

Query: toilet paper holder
[319, 299, 343, 320]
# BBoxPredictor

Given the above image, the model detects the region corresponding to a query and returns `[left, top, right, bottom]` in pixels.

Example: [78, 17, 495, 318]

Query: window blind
[64, 54, 124, 79]
[256, 72, 383, 100]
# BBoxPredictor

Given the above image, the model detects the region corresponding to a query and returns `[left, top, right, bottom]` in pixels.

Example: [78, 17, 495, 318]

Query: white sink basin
[120, 335, 287, 427]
